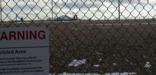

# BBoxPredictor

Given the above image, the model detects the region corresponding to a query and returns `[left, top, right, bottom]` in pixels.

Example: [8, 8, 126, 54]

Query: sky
[1, 0, 156, 21]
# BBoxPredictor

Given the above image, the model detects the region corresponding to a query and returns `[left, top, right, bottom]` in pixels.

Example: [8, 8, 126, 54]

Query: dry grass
[1, 19, 156, 74]
[48, 19, 156, 74]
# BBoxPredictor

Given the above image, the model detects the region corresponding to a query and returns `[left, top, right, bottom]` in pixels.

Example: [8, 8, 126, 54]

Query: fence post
[118, 0, 121, 20]
[0, 0, 2, 22]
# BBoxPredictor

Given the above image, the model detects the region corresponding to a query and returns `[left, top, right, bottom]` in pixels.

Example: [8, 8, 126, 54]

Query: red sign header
[0, 30, 46, 40]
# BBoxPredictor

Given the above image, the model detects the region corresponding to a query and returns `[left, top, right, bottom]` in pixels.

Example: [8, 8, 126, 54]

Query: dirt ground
[1, 19, 156, 74]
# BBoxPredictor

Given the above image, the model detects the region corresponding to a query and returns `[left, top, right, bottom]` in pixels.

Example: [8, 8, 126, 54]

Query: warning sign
[0, 26, 49, 75]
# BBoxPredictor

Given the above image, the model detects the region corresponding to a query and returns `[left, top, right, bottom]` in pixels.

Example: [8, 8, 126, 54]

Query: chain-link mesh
[1, 0, 156, 75]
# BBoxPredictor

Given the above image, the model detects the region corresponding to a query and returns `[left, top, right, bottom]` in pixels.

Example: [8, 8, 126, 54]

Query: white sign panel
[0, 26, 49, 75]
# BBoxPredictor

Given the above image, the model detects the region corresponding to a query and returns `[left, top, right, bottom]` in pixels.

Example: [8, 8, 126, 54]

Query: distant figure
[89, 18, 92, 21]
[73, 14, 78, 20]
[1, 21, 4, 23]
[20, 18, 24, 22]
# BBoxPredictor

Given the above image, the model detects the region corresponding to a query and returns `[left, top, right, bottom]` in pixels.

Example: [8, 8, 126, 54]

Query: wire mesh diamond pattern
[1, 0, 156, 75]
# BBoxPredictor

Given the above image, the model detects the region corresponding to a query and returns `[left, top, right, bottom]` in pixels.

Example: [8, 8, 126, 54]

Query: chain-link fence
[1, 0, 156, 75]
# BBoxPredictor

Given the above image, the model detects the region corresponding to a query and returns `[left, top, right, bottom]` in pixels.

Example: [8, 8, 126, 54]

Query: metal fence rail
[1, 0, 156, 75]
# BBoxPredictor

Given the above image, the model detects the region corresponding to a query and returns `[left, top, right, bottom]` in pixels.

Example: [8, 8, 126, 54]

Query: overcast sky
[1, 0, 156, 21]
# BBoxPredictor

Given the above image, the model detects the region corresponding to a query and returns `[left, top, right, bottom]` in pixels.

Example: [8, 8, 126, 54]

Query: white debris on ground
[68, 59, 87, 67]
[50, 58, 137, 75]
[98, 58, 102, 62]
[144, 61, 152, 69]
[104, 72, 137, 75]
[144, 61, 152, 73]
[112, 62, 117, 66]
[93, 64, 100, 68]
[49, 72, 137, 75]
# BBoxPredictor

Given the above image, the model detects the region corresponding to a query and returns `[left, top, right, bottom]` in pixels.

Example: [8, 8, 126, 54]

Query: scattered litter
[113, 63, 117, 66]
[49, 72, 137, 75]
[98, 58, 102, 62]
[144, 61, 151, 69]
[144, 61, 152, 73]
[68, 59, 87, 67]
[105, 72, 137, 75]
[93, 64, 100, 68]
